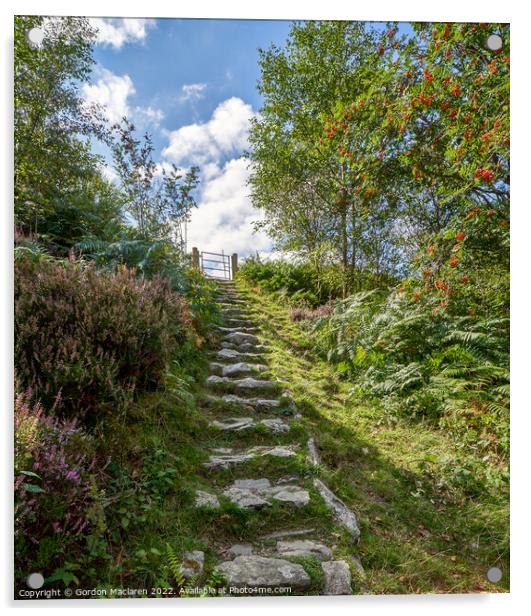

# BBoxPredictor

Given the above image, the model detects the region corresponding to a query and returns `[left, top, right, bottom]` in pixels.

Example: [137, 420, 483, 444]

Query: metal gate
[192, 247, 238, 280]
[199, 250, 232, 279]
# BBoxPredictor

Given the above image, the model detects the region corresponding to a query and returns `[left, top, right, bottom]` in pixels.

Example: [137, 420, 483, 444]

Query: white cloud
[162, 97, 254, 166]
[89, 18, 156, 49]
[186, 157, 272, 259]
[83, 67, 134, 124]
[180, 83, 207, 102]
[83, 66, 164, 126]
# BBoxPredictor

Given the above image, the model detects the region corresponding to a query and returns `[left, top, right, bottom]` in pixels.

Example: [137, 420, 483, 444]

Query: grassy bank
[234, 279, 509, 594]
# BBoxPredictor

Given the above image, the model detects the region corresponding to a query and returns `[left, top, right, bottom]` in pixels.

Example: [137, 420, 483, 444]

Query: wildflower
[475, 168, 495, 183]
[449, 255, 459, 267]
[455, 231, 465, 241]
[424, 69, 434, 83]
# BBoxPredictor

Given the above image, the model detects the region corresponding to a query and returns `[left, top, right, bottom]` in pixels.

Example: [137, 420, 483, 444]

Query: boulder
[215, 555, 311, 591]
[321, 560, 352, 595]
[276, 539, 332, 561]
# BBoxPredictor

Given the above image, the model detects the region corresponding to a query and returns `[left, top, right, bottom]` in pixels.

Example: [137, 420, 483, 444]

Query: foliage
[313, 289, 509, 456]
[111, 120, 199, 242]
[14, 16, 107, 236]
[14, 385, 102, 577]
[15, 252, 195, 419]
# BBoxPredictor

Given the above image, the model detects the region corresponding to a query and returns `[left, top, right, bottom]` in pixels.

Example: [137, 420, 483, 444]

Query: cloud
[162, 97, 254, 166]
[180, 83, 207, 102]
[89, 18, 156, 49]
[185, 157, 272, 259]
[83, 66, 164, 126]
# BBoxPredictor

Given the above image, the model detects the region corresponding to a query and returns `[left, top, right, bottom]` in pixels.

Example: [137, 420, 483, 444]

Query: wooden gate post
[231, 253, 238, 279]
[192, 247, 200, 270]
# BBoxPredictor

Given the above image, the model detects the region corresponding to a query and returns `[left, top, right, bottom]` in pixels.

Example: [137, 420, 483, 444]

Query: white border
[1, 1, 529, 614]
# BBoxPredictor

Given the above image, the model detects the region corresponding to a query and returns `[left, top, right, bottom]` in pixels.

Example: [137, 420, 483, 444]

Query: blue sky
[84, 18, 295, 257]
[83, 18, 411, 258]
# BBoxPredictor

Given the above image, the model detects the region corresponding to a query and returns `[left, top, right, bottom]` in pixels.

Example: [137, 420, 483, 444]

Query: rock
[206, 376, 277, 392]
[194, 490, 220, 509]
[233, 478, 271, 489]
[180, 550, 204, 579]
[276, 539, 332, 561]
[222, 362, 268, 377]
[239, 343, 268, 353]
[223, 486, 271, 508]
[216, 326, 257, 333]
[206, 375, 228, 387]
[216, 348, 261, 361]
[350, 554, 366, 578]
[313, 479, 360, 542]
[222, 479, 309, 509]
[209, 417, 289, 434]
[215, 555, 311, 591]
[210, 417, 255, 431]
[321, 560, 352, 595]
[224, 332, 260, 345]
[234, 377, 277, 390]
[261, 528, 316, 541]
[307, 437, 321, 466]
[228, 544, 254, 558]
[259, 418, 290, 433]
[203, 445, 296, 470]
[208, 362, 225, 375]
[264, 485, 310, 507]
[221, 395, 281, 411]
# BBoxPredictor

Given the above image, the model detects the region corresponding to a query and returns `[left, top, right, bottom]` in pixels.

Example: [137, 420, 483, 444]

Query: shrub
[313, 289, 509, 457]
[14, 385, 101, 577]
[15, 254, 195, 418]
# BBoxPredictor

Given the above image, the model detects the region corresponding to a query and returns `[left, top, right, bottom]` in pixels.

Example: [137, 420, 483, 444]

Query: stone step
[221, 341, 268, 353]
[215, 555, 311, 592]
[206, 375, 279, 393]
[203, 445, 296, 470]
[222, 478, 310, 508]
[276, 539, 332, 561]
[223, 332, 260, 345]
[208, 361, 269, 378]
[215, 325, 258, 334]
[205, 393, 283, 413]
[209, 416, 289, 433]
[215, 348, 263, 361]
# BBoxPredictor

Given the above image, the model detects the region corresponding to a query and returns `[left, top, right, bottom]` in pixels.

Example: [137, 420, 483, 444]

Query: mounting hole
[486, 34, 503, 51]
[486, 566, 503, 583]
[27, 27, 45, 48]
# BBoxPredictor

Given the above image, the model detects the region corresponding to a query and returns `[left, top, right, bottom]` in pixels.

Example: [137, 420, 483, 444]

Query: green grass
[234, 279, 510, 595]
[83, 279, 508, 596]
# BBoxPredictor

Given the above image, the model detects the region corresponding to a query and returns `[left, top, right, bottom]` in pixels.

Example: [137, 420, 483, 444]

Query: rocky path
[191, 279, 362, 595]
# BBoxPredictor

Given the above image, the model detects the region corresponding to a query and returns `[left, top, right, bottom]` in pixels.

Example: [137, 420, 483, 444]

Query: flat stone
[313, 479, 360, 542]
[216, 348, 261, 361]
[215, 555, 311, 591]
[222, 479, 309, 509]
[234, 377, 277, 390]
[228, 544, 254, 559]
[264, 485, 310, 507]
[276, 540, 332, 561]
[216, 325, 257, 333]
[203, 445, 296, 470]
[222, 362, 268, 377]
[234, 478, 271, 489]
[307, 437, 321, 466]
[261, 528, 316, 541]
[224, 332, 260, 345]
[206, 376, 276, 391]
[180, 550, 204, 579]
[223, 486, 271, 508]
[259, 418, 290, 433]
[210, 417, 255, 431]
[194, 490, 220, 509]
[219, 395, 281, 411]
[321, 560, 352, 595]
[209, 417, 289, 434]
